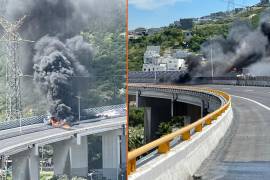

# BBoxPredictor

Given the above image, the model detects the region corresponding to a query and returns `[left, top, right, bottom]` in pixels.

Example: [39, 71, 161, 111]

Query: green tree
[128, 107, 144, 127]
[156, 116, 185, 137]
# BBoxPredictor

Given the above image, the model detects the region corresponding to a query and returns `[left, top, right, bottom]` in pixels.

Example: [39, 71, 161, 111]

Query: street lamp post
[154, 57, 157, 83]
[210, 37, 214, 82]
[75, 96, 81, 122]
[154, 69, 157, 83]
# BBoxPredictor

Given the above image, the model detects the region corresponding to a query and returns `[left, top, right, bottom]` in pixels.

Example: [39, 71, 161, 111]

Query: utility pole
[75, 95, 81, 122]
[227, 0, 235, 13]
[210, 37, 214, 82]
[78, 96, 81, 122]
[0, 15, 33, 123]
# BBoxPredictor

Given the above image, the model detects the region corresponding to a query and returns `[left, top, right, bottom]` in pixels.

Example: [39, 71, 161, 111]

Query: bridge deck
[0, 117, 126, 156]
[196, 85, 270, 179]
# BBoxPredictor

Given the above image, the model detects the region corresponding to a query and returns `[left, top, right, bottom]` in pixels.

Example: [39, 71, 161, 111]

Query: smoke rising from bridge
[2, 0, 122, 122]
[33, 36, 90, 122]
[185, 8, 270, 79]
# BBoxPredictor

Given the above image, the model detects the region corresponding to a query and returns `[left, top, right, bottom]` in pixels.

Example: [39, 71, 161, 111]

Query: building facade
[142, 46, 187, 72]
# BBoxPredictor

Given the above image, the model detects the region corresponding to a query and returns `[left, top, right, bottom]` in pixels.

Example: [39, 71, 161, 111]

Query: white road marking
[232, 95, 270, 111]
[222, 88, 231, 90]
[245, 90, 254, 92]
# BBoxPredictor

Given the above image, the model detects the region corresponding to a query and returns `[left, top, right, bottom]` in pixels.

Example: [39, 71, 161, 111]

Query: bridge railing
[0, 104, 126, 131]
[127, 87, 231, 175]
[129, 71, 270, 87]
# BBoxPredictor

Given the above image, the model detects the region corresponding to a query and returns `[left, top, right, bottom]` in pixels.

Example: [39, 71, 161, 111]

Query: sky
[129, 0, 261, 30]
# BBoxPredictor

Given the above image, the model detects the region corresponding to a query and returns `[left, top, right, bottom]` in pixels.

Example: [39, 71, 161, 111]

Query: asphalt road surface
[196, 85, 270, 180]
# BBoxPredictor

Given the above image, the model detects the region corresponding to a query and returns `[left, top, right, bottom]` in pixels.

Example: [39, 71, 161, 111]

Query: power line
[227, 0, 235, 12]
[222, 0, 255, 8]
[0, 15, 34, 122]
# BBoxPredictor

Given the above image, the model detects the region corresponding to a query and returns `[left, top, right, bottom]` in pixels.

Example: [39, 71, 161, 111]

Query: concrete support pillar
[171, 99, 174, 117]
[136, 91, 139, 108]
[102, 129, 121, 178]
[120, 125, 127, 179]
[187, 104, 201, 123]
[70, 136, 88, 177]
[11, 148, 40, 180]
[0, 156, 4, 169]
[142, 97, 172, 142]
[144, 107, 151, 143]
[136, 91, 142, 108]
[53, 137, 89, 178]
[201, 100, 209, 117]
[53, 140, 71, 177]
[201, 100, 204, 118]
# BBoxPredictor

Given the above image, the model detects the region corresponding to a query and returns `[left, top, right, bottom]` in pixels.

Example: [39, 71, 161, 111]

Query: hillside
[128, 6, 266, 71]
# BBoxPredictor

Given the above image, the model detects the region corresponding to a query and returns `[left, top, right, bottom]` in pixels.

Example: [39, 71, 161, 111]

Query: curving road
[196, 85, 270, 179]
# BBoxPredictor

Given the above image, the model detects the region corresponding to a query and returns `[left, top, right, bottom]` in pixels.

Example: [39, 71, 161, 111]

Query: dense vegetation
[128, 107, 144, 150]
[156, 116, 185, 137]
[128, 106, 186, 150]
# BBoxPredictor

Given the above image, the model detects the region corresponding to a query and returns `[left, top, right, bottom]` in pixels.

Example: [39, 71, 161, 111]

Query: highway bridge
[127, 83, 270, 180]
[0, 105, 127, 180]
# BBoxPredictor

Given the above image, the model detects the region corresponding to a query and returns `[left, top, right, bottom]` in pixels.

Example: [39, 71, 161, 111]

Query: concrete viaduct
[0, 113, 126, 180]
[128, 83, 270, 180]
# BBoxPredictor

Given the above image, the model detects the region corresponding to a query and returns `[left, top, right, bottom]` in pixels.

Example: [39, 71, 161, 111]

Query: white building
[142, 46, 186, 72]
[167, 58, 186, 71]
[143, 46, 160, 64]
[172, 49, 191, 59]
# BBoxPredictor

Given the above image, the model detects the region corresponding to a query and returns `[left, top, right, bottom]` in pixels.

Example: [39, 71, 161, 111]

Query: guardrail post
[205, 117, 212, 125]
[128, 159, 136, 175]
[182, 131, 190, 140]
[158, 141, 170, 153]
[195, 124, 203, 132]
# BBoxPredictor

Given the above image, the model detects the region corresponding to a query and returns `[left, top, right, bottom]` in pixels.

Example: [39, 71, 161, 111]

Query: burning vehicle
[48, 116, 71, 129]
[33, 35, 91, 126]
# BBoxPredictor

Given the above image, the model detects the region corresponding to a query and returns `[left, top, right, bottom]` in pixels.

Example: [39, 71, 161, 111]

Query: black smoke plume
[33, 36, 90, 122]
[2, 0, 121, 122]
[182, 9, 270, 81]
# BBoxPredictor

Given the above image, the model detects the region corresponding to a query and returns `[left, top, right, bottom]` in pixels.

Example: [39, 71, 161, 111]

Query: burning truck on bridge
[33, 35, 93, 128]
[3, 0, 106, 127]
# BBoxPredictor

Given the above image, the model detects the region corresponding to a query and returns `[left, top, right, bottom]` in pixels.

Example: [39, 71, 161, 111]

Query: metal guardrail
[0, 104, 126, 131]
[129, 71, 186, 83]
[0, 115, 47, 131]
[127, 85, 231, 175]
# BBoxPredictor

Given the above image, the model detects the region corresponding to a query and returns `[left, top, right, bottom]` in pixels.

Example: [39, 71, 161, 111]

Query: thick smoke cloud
[33, 36, 90, 122]
[2, 0, 123, 122]
[185, 9, 270, 78]
[4, 0, 121, 73]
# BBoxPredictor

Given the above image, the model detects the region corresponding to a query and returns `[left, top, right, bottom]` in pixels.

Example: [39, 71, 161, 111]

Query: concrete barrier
[129, 71, 270, 87]
[129, 105, 233, 180]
